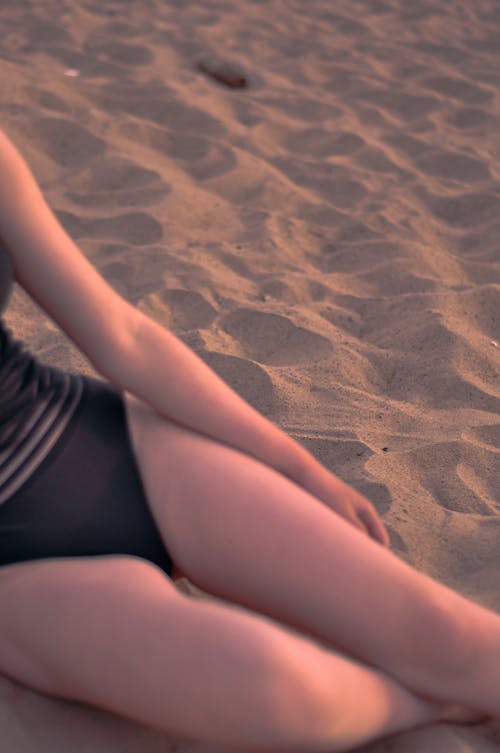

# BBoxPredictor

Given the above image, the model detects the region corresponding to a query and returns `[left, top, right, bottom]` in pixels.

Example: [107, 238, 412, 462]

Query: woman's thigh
[0, 553, 346, 748]
[122, 390, 476, 698]
[0, 554, 178, 697]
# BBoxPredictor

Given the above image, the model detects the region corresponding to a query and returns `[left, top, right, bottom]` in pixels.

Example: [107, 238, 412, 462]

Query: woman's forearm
[102, 310, 391, 545]
[104, 310, 314, 482]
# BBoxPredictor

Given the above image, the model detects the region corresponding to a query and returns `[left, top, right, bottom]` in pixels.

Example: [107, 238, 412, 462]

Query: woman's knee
[393, 580, 481, 695]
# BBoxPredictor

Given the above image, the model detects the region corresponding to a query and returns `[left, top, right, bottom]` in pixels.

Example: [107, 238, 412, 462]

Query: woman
[0, 128, 495, 752]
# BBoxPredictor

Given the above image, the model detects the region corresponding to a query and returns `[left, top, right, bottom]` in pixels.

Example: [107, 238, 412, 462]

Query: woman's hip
[0, 376, 173, 576]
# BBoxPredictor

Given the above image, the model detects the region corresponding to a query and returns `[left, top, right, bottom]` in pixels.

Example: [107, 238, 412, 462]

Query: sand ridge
[0, 0, 499, 750]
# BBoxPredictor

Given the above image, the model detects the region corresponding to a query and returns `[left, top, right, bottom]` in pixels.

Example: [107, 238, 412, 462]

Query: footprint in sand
[455, 223, 500, 263]
[414, 41, 468, 65]
[85, 40, 154, 66]
[355, 145, 405, 176]
[450, 286, 499, 342]
[258, 94, 341, 122]
[385, 526, 408, 554]
[415, 149, 490, 183]
[32, 116, 106, 167]
[316, 241, 399, 275]
[384, 131, 430, 158]
[386, 131, 491, 182]
[419, 75, 493, 106]
[24, 87, 70, 114]
[282, 129, 365, 159]
[445, 106, 495, 130]
[97, 82, 224, 137]
[335, 220, 383, 245]
[22, 15, 72, 50]
[120, 122, 236, 181]
[66, 156, 171, 209]
[296, 436, 373, 471]
[358, 261, 437, 296]
[272, 157, 367, 208]
[292, 435, 392, 515]
[357, 89, 440, 122]
[156, 289, 217, 331]
[198, 351, 277, 415]
[370, 350, 500, 414]
[298, 202, 345, 229]
[220, 308, 333, 366]
[55, 209, 163, 246]
[464, 424, 500, 450]
[166, 133, 237, 181]
[407, 441, 498, 515]
[418, 187, 500, 229]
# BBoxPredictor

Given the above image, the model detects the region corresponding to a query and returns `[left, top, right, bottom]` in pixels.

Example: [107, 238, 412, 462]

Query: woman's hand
[320, 477, 390, 547]
[288, 454, 390, 547]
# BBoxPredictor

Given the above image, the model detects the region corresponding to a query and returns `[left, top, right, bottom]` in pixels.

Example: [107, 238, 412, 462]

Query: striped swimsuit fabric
[0, 322, 84, 505]
[0, 244, 84, 503]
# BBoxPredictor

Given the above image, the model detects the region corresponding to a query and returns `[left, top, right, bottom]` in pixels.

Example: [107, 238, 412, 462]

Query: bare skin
[0, 128, 494, 751]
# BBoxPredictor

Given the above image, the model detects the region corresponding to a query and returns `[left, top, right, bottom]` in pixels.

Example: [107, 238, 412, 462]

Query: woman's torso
[0, 244, 84, 505]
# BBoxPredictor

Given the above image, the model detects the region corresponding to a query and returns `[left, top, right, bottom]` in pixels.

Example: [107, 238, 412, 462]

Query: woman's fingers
[357, 505, 390, 547]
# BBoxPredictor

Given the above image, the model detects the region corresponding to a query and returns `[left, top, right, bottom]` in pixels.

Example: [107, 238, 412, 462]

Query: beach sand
[0, 0, 499, 750]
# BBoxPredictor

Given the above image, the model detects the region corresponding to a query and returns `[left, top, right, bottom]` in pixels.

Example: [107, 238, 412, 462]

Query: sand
[0, 0, 499, 750]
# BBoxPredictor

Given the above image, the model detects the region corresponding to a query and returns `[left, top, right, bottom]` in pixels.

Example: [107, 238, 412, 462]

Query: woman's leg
[124, 392, 500, 716]
[0, 555, 442, 752]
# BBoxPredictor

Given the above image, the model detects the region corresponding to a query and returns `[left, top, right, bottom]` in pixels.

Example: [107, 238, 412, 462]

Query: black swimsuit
[0, 245, 173, 576]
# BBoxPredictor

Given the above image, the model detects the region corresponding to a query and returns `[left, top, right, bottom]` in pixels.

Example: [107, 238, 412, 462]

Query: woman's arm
[0, 130, 307, 481]
[109, 309, 312, 479]
[0, 130, 303, 477]
[0, 129, 388, 545]
[0, 129, 136, 375]
[105, 311, 389, 546]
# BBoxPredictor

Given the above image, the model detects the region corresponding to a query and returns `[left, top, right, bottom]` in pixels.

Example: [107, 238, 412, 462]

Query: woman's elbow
[90, 302, 143, 388]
